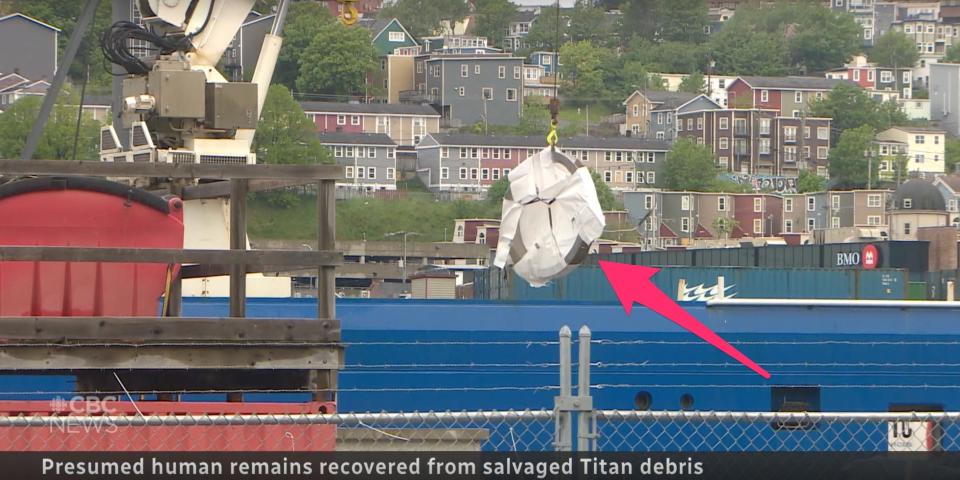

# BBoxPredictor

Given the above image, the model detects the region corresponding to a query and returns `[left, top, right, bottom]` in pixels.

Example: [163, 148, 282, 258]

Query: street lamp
[384, 230, 420, 290]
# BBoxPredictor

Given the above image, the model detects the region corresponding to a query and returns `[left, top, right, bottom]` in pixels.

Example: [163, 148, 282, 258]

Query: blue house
[528, 51, 560, 76]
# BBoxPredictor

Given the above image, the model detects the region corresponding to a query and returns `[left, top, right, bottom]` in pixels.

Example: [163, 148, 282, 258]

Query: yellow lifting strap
[546, 121, 558, 148]
[337, 0, 359, 25]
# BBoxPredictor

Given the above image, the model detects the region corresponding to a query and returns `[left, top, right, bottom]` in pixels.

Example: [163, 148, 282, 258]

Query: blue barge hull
[4, 299, 960, 414]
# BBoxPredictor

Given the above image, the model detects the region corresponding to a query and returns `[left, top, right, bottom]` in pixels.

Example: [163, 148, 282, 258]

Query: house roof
[16, 80, 49, 94]
[317, 132, 396, 146]
[0, 13, 61, 32]
[299, 101, 440, 116]
[886, 125, 946, 134]
[512, 11, 538, 23]
[659, 223, 678, 238]
[422, 133, 672, 151]
[643, 90, 700, 110]
[694, 223, 713, 239]
[939, 174, 960, 192]
[0, 73, 28, 92]
[736, 75, 849, 90]
[358, 17, 414, 44]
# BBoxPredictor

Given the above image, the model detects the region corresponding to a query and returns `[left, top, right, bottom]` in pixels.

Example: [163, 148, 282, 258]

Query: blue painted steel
[482, 267, 908, 301]
[5, 298, 960, 424]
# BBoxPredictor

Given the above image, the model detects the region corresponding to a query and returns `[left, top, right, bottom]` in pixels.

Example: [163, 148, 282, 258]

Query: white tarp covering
[493, 147, 606, 287]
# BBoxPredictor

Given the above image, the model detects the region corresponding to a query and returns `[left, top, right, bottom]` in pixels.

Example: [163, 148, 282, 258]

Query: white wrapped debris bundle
[494, 147, 606, 287]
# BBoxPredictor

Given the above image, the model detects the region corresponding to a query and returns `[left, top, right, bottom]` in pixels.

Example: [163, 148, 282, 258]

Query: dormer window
[903, 199, 912, 209]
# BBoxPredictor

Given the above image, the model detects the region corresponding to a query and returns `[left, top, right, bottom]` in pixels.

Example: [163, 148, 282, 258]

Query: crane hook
[337, 0, 359, 26]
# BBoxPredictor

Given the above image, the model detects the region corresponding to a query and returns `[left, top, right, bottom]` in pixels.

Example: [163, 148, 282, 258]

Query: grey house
[421, 54, 524, 127]
[930, 63, 960, 137]
[223, 13, 275, 82]
[318, 132, 398, 190]
[0, 13, 59, 80]
[649, 93, 720, 142]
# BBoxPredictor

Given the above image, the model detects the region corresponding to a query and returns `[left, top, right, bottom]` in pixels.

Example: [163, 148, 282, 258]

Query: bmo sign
[835, 244, 880, 269]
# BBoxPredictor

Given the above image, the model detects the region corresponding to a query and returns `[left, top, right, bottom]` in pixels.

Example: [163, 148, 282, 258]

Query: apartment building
[621, 90, 719, 139]
[782, 190, 891, 234]
[726, 76, 848, 116]
[676, 109, 833, 177]
[318, 132, 398, 191]
[824, 55, 913, 100]
[300, 101, 440, 148]
[414, 54, 525, 127]
[415, 134, 670, 193]
[875, 126, 946, 177]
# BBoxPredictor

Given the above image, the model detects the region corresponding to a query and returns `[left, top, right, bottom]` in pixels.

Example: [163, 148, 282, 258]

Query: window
[441, 147, 450, 159]
[784, 146, 797, 162]
[785, 198, 793, 212]
[459, 167, 467, 179]
[753, 218, 763, 234]
[481, 168, 489, 180]
[915, 135, 925, 144]
[696, 117, 703, 130]
[503, 168, 511, 176]
[817, 147, 828, 160]
[687, 118, 694, 131]
[470, 168, 478, 179]
[904, 222, 911, 235]
[457, 86, 465, 96]
[380, 58, 387, 71]
[903, 198, 912, 209]
[644, 195, 655, 210]
[759, 138, 770, 154]
[646, 171, 655, 184]
[867, 194, 881, 208]
[441, 167, 449, 179]
[416, 62, 423, 74]
[682, 195, 691, 211]
[753, 197, 762, 213]
[867, 70, 874, 82]
[633, 105, 639, 117]
[625, 171, 633, 183]
[935, 135, 941, 145]
[492, 168, 500, 180]
[804, 127, 811, 139]
[681, 217, 690, 232]
[784, 126, 797, 142]
[719, 137, 729, 150]
[506, 88, 517, 101]
[345, 166, 354, 178]
[388, 31, 405, 42]
[337, 115, 346, 125]
[807, 197, 816, 211]
[853, 70, 860, 82]
[351, 115, 360, 126]
[881, 70, 893, 83]
[514, 66, 521, 79]
[656, 132, 665, 140]
[470, 148, 478, 158]
[817, 127, 829, 140]
[498, 66, 505, 78]
[461, 64, 469, 77]
[795, 91, 803, 103]
[867, 215, 881, 226]
[603, 171, 612, 182]
[357, 166, 365, 179]
[345, 146, 355, 157]
[915, 153, 924, 164]
[334, 146, 343, 157]
[677, 120, 683, 132]
[761, 90, 769, 102]
[482, 87, 493, 100]
[832, 195, 840, 211]
[718, 196, 727, 211]
[474, 64, 480, 75]
[656, 113, 664, 125]
[357, 146, 366, 158]
[949, 199, 958, 212]
[504, 149, 511, 159]
[784, 219, 793, 233]
[719, 117, 729, 130]
[758, 119, 770, 135]
[803, 146, 811, 160]
[807, 218, 816, 232]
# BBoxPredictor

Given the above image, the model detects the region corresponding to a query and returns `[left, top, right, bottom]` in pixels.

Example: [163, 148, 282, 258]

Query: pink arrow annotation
[598, 260, 771, 379]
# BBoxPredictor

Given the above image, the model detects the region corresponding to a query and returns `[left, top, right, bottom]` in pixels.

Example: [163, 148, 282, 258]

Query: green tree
[567, 0, 612, 46]
[474, 0, 517, 48]
[378, 0, 469, 39]
[946, 137, 960, 174]
[276, 2, 335, 89]
[559, 41, 612, 105]
[0, 94, 100, 160]
[945, 43, 960, 64]
[620, 0, 708, 44]
[525, 6, 565, 52]
[662, 138, 717, 190]
[254, 85, 331, 165]
[828, 125, 877, 188]
[870, 30, 919, 68]
[485, 169, 619, 211]
[797, 169, 827, 193]
[712, 216, 739, 239]
[678, 72, 705, 94]
[810, 83, 907, 140]
[708, 3, 860, 74]
[624, 37, 707, 74]
[296, 20, 378, 95]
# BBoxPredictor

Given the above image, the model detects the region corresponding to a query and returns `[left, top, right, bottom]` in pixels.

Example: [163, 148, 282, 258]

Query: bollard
[948, 281, 955, 302]
[717, 276, 726, 300]
[554, 326, 573, 452]
[577, 325, 595, 451]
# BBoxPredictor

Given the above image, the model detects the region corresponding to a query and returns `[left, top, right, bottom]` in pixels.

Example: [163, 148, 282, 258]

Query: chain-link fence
[595, 411, 960, 453]
[0, 410, 555, 452]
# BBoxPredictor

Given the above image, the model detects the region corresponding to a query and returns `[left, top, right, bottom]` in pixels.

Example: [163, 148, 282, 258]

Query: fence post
[577, 325, 595, 451]
[716, 276, 726, 300]
[948, 281, 956, 302]
[555, 326, 573, 452]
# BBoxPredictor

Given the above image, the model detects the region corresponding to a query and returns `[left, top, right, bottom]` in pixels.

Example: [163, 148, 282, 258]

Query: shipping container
[479, 266, 909, 302]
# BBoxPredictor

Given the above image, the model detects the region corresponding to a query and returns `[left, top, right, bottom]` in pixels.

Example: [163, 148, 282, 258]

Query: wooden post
[167, 181, 184, 317]
[229, 179, 248, 318]
[677, 279, 687, 301]
[318, 180, 336, 321]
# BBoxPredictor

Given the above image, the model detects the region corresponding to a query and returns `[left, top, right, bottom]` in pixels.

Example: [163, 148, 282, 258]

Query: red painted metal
[0, 180, 184, 316]
[0, 401, 336, 451]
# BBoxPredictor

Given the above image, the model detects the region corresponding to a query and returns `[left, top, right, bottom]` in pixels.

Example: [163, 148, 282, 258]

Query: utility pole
[385, 231, 420, 290]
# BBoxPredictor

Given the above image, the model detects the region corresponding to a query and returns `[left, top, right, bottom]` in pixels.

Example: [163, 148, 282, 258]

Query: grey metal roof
[512, 11, 538, 23]
[317, 132, 396, 146]
[424, 133, 672, 151]
[299, 101, 440, 116]
[357, 17, 393, 38]
[0, 74, 28, 93]
[894, 179, 946, 211]
[643, 91, 700, 111]
[737, 76, 850, 90]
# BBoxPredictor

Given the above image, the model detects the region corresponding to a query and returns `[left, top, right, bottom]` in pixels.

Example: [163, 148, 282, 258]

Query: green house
[359, 18, 418, 57]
